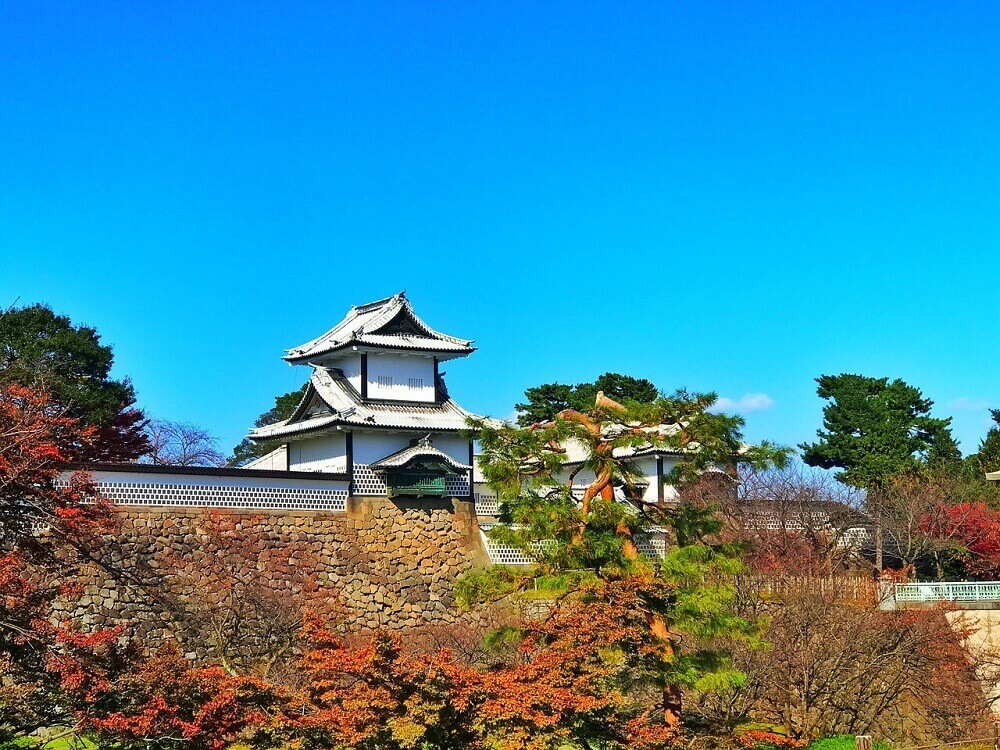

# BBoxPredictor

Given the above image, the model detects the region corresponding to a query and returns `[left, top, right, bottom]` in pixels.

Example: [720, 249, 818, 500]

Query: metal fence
[894, 580, 1000, 603]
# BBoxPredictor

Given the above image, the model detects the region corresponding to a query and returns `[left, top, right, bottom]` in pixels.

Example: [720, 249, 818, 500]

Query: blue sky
[3, 2, 1000, 456]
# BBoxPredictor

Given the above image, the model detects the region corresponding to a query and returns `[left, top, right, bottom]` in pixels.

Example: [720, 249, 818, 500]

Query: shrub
[808, 736, 890, 750]
[736, 729, 807, 749]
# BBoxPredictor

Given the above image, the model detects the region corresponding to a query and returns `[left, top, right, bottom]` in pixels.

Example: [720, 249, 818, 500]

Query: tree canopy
[514, 371, 659, 425]
[467, 388, 788, 736]
[965, 409, 1000, 475]
[144, 419, 226, 467]
[800, 374, 953, 489]
[0, 303, 148, 461]
[229, 384, 308, 466]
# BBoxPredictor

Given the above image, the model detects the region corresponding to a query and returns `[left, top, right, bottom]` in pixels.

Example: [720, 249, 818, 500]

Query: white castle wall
[288, 432, 348, 473]
[243, 445, 288, 470]
[70, 469, 350, 512]
[366, 353, 436, 402]
[341, 354, 363, 393]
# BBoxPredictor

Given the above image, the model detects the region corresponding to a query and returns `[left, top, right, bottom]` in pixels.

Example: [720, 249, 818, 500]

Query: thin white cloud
[711, 393, 774, 414]
[949, 398, 991, 412]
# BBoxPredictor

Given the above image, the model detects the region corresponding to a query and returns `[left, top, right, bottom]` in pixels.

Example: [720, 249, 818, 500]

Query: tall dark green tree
[801, 374, 953, 486]
[926, 422, 964, 473]
[801, 374, 954, 568]
[965, 409, 1000, 475]
[229, 384, 308, 466]
[515, 371, 658, 425]
[0, 303, 148, 461]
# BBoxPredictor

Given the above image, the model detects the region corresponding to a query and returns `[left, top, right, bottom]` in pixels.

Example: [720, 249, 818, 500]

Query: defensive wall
[55, 465, 492, 643]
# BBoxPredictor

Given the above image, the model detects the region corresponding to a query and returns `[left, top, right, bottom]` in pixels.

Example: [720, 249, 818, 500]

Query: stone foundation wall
[60, 495, 488, 644]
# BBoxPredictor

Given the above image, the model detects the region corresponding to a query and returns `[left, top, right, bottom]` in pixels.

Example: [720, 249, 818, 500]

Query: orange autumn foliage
[67, 643, 286, 750]
[271, 580, 676, 750]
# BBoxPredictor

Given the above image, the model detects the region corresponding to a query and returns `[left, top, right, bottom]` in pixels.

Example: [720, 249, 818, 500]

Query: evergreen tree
[229, 384, 308, 466]
[801, 374, 954, 569]
[515, 371, 658, 425]
[465, 389, 787, 736]
[0, 303, 148, 461]
[801, 374, 953, 488]
[966, 409, 1000, 474]
[513, 382, 576, 425]
[926, 422, 964, 473]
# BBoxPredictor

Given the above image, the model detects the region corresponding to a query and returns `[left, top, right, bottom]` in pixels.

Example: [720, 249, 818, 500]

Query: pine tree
[801, 373, 954, 570]
[466, 389, 787, 737]
[515, 371, 659, 425]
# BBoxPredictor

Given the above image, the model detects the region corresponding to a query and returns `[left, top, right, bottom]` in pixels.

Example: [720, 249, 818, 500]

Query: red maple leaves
[922, 502, 1000, 577]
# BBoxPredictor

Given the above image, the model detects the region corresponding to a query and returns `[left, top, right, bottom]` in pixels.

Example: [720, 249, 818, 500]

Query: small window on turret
[377, 375, 393, 388]
[408, 377, 423, 389]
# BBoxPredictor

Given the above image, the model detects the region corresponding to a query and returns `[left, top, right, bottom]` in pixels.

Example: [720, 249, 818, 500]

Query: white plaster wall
[340, 354, 363, 394]
[288, 433, 347, 472]
[353, 432, 415, 465]
[352, 430, 470, 466]
[78, 469, 349, 493]
[653, 456, 681, 502]
[635, 456, 660, 503]
[428, 433, 473, 465]
[366, 353, 435, 402]
[243, 445, 287, 470]
[632, 455, 683, 503]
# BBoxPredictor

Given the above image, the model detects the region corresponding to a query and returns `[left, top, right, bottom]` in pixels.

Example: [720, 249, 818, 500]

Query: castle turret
[249, 292, 480, 499]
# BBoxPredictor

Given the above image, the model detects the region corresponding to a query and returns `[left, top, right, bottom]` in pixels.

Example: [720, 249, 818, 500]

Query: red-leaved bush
[921, 502, 1000, 578]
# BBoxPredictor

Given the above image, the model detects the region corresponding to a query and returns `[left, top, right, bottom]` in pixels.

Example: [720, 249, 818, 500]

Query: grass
[8, 734, 95, 750]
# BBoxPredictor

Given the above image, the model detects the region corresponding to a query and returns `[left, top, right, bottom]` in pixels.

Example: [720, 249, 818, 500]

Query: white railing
[895, 581, 1000, 603]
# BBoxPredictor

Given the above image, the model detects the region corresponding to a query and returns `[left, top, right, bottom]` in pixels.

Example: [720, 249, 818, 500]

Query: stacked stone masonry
[59, 495, 488, 646]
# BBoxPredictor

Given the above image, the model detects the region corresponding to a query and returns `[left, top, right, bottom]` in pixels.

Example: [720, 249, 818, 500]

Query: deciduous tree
[67, 643, 284, 750]
[144, 419, 226, 467]
[696, 581, 992, 742]
[723, 465, 867, 576]
[0, 383, 125, 741]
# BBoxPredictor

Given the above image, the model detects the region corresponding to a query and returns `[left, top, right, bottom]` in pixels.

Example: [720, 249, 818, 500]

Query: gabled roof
[249, 367, 480, 441]
[284, 292, 475, 363]
[370, 436, 471, 474]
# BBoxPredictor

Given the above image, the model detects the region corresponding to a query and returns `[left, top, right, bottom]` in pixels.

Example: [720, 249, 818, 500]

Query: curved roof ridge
[353, 290, 405, 313]
[284, 293, 474, 363]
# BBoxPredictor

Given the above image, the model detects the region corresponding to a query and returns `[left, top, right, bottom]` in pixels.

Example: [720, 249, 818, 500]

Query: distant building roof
[284, 291, 475, 363]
